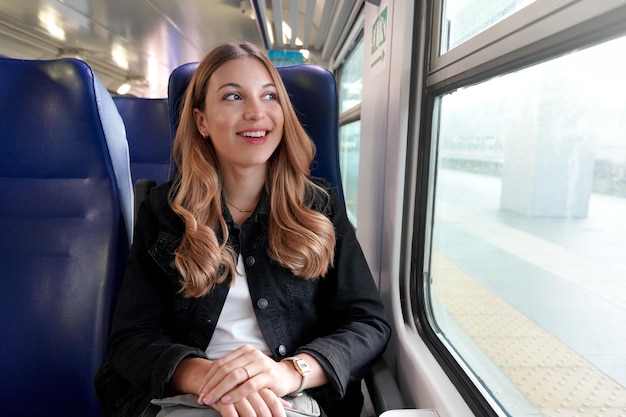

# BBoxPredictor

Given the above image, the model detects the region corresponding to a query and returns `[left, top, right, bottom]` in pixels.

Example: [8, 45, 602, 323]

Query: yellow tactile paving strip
[431, 251, 626, 417]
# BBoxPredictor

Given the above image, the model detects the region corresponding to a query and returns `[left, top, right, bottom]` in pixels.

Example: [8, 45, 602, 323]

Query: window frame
[429, 0, 626, 94]
[406, 1, 626, 416]
[334, 19, 365, 226]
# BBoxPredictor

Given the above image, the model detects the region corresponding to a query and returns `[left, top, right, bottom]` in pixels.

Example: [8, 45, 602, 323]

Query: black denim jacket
[95, 178, 390, 417]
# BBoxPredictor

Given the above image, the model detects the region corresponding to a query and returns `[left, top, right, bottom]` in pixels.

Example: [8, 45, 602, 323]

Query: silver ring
[242, 366, 251, 379]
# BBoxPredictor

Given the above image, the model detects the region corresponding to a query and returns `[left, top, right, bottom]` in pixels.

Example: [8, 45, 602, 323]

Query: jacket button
[245, 256, 255, 266]
[257, 298, 269, 309]
[278, 345, 287, 356]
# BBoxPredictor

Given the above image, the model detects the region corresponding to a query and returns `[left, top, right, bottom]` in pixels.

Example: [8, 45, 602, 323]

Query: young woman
[96, 42, 390, 417]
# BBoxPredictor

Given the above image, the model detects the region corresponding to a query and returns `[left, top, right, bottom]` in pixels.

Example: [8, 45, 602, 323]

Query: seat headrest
[114, 96, 174, 185]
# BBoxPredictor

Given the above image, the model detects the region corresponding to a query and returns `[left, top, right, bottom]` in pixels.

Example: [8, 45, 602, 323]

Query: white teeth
[241, 131, 267, 138]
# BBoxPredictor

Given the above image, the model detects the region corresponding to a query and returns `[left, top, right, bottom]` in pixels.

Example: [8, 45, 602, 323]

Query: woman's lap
[149, 393, 320, 417]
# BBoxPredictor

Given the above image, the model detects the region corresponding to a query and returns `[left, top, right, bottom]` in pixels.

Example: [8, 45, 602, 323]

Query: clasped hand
[195, 344, 295, 417]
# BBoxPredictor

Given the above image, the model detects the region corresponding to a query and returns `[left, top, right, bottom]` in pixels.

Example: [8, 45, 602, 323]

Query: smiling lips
[239, 130, 270, 144]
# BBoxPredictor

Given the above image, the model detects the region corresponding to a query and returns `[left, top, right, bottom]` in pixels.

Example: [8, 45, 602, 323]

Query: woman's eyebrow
[217, 82, 241, 92]
[216, 82, 276, 91]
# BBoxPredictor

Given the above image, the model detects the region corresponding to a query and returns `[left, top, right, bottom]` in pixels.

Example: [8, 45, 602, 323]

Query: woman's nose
[243, 99, 265, 120]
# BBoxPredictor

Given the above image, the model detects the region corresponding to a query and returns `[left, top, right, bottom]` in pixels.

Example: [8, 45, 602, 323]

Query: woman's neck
[221, 165, 266, 224]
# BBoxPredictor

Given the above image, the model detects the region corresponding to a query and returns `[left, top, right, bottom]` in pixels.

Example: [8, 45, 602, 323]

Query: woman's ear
[193, 108, 209, 138]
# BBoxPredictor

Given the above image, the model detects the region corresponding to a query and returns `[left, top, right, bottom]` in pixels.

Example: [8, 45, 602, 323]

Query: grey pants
[149, 393, 321, 417]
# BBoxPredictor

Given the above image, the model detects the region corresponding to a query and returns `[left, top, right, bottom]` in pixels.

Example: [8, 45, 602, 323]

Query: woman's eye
[263, 92, 277, 100]
[224, 93, 241, 101]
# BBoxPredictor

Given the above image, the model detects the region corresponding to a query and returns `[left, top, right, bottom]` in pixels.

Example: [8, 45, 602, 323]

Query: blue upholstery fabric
[113, 96, 174, 185]
[278, 65, 345, 205]
[167, 62, 198, 145]
[0, 57, 133, 416]
[167, 62, 345, 205]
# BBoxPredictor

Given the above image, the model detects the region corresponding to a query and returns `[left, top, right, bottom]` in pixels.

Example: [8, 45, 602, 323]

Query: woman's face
[194, 57, 284, 174]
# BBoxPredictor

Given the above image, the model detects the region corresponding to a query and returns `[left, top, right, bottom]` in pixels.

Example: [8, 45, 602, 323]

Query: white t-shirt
[205, 254, 271, 360]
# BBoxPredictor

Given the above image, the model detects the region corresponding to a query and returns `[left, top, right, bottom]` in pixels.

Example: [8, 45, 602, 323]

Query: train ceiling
[0, 0, 370, 97]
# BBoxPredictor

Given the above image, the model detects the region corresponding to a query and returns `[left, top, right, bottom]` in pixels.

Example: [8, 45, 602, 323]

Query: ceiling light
[116, 83, 131, 95]
[266, 21, 274, 45]
[111, 44, 129, 70]
[38, 7, 65, 41]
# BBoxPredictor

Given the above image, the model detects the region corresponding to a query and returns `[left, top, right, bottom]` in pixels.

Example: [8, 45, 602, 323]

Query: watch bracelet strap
[284, 356, 310, 395]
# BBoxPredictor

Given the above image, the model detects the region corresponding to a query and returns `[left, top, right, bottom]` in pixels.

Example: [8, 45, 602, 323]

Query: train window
[338, 37, 364, 225]
[339, 39, 363, 112]
[340, 119, 361, 225]
[441, 0, 536, 53]
[425, 34, 626, 416]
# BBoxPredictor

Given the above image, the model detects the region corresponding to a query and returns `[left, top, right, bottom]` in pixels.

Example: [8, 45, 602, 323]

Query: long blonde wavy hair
[171, 42, 336, 297]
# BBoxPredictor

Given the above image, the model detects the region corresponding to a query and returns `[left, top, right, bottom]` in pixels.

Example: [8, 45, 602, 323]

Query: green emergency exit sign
[371, 6, 387, 68]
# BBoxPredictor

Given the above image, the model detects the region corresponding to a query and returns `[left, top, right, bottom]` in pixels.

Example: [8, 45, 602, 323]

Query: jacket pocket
[280, 269, 318, 300]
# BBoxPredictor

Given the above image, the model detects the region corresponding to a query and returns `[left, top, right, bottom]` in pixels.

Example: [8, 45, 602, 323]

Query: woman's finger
[232, 396, 258, 417]
[259, 388, 288, 417]
[239, 390, 273, 417]
[210, 402, 238, 417]
[198, 365, 249, 404]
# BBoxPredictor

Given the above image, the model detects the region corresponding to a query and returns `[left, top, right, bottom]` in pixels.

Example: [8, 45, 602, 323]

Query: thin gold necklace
[226, 200, 254, 213]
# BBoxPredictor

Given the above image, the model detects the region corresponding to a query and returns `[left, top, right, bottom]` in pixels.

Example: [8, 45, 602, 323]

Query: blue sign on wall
[268, 49, 304, 66]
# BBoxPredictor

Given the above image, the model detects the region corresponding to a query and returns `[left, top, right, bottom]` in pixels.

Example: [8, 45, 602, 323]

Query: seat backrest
[0, 57, 133, 416]
[168, 62, 345, 205]
[113, 96, 174, 185]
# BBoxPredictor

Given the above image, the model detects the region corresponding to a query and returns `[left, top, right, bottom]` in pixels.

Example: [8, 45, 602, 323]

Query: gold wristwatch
[284, 356, 311, 396]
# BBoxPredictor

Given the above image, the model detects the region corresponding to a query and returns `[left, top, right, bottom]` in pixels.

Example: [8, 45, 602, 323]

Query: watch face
[294, 358, 311, 375]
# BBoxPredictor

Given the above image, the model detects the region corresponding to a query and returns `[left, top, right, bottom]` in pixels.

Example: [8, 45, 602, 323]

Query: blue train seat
[167, 62, 346, 206]
[0, 57, 133, 416]
[113, 96, 174, 185]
